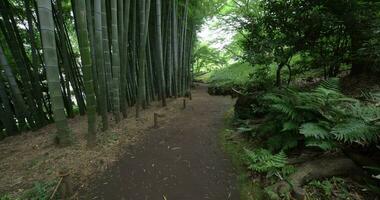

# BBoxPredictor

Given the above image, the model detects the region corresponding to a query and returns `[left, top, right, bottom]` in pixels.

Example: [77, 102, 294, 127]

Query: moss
[219, 109, 266, 200]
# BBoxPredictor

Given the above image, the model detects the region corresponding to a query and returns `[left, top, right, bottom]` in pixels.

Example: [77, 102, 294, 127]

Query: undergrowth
[305, 177, 371, 200]
[248, 78, 380, 152]
[208, 62, 253, 87]
[0, 181, 57, 200]
[220, 108, 266, 200]
[228, 78, 380, 199]
[198, 62, 255, 95]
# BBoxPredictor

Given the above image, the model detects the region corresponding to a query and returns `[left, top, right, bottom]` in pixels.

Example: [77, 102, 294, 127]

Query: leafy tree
[230, 0, 380, 86]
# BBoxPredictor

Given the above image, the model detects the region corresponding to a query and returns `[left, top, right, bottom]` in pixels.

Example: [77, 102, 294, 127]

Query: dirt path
[81, 85, 239, 200]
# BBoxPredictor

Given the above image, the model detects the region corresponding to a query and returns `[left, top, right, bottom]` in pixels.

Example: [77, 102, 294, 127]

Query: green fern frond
[350, 103, 380, 123]
[305, 138, 336, 151]
[318, 78, 340, 91]
[270, 103, 298, 120]
[282, 121, 298, 132]
[331, 119, 379, 143]
[300, 123, 331, 139]
[314, 87, 343, 99]
[245, 148, 287, 173]
[262, 93, 285, 104]
[361, 90, 380, 102]
[266, 134, 299, 151]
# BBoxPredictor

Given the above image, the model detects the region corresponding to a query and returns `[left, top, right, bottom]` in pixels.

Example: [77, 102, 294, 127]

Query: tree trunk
[94, 0, 109, 131]
[37, 0, 72, 146]
[75, 0, 97, 146]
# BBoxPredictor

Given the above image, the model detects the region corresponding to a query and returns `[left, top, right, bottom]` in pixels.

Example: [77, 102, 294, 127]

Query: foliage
[21, 181, 57, 200]
[0, 195, 11, 200]
[0, 0, 216, 143]
[208, 62, 253, 87]
[193, 43, 228, 74]
[223, 0, 380, 87]
[247, 79, 380, 151]
[305, 177, 370, 200]
[220, 110, 268, 200]
[244, 148, 293, 178]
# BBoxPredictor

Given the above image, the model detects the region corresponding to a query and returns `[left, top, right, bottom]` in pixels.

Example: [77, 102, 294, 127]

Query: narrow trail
[82, 85, 239, 200]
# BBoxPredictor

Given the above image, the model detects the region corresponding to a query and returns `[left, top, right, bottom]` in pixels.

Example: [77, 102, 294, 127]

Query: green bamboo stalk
[120, 0, 131, 118]
[110, 0, 121, 122]
[172, 0, 179, 98]
[0, 83, 18, 134]
[136, 0, 147, 118]
[36, 0, 72, 145]
[25, 0, 48, 126]
[94, 0, 109, 131]
[75, 0, 97, 146]
[101, 0, 113, 111]
[154, 0, 167, 106]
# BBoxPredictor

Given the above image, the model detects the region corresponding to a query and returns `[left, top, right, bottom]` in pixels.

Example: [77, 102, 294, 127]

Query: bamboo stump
[59, 168, 73, 199]
[154, 113, 159, 128]
[183, 99, 186, 109]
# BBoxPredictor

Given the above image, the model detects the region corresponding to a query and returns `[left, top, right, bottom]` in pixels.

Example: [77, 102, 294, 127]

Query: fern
[361, 90, 380, 103]
[262, 91, 300, 120]
[318, 78, 340, 92]
[245, 148, 287, 173]
[350, 103, 380, 123]
[300, 123, 331, 139]
[331, 119, 379, 144]
[281, 121, 298, 132]
[255, 78, 380, 151]
[266, 133, 299, 151]
[305, 138, 336, 151]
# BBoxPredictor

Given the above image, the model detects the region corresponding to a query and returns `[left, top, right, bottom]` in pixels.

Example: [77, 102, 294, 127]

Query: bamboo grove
[0, 0, 217, 146]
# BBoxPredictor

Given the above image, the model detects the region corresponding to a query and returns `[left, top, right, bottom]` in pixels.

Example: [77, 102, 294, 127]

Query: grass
[219, 108, 266, 200]
[209, 62, 253, 87]
[0, 180, 57, 200]
[194, 62, 253, 87]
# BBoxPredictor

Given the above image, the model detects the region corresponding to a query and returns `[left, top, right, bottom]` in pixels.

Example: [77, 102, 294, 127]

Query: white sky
[196, 17, 236, 51]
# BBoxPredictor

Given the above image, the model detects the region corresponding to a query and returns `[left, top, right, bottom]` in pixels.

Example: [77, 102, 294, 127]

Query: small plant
[305, 177, 365, 200]
[21, 181, 56, 200]
[0, 195, 12, 200]
[244, 148, 288, 176]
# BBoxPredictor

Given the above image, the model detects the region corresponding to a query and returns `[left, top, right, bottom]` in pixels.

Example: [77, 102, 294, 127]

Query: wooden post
[183, 98, 186, 109]
[59, 168, 73, 199]
[154, 113, 158, 128]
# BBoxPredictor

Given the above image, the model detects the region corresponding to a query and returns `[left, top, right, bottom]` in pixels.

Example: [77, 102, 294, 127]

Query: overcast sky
[197, 17, 236, 51]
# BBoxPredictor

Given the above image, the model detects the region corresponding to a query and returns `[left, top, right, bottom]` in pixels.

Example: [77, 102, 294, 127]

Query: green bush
[245, 78, 380, 151]
[208, 62, 253, 88]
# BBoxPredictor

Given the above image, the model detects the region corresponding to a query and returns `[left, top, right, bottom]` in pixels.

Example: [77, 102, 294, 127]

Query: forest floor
[0, 84, 239, 199]
[78, 84, 239, 200]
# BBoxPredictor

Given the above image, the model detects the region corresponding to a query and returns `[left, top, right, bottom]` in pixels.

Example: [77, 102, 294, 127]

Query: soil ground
[1, 88, 186, 198]
[79, 84, 239, 200]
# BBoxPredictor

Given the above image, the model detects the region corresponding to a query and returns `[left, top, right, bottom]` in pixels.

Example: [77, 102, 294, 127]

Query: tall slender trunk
[136, 0, 147, 118]
[25, 0, 47, 125]
[120, 0, 131, 118]
[94, 0, 109, 130]
[75, 0, 97, 146]
[0, 75, 18, 135]
[110, 0, 121, 122]
[171, 0, 179, 97]
[37, 0, 72, 145]
[101, 0, 113, 111]
[154, 0, 166, 106]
